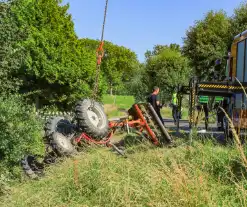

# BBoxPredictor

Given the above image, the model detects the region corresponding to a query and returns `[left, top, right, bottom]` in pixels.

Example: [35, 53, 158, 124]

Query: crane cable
[92, 0, 109, 103]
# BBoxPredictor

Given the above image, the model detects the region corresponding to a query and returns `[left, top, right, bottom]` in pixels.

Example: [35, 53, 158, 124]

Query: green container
[215, 96, 223, 103]
[199, 96, 209, 103]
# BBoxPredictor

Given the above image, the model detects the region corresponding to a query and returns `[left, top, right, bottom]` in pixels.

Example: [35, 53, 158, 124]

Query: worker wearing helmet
[147, 86, 164, 125]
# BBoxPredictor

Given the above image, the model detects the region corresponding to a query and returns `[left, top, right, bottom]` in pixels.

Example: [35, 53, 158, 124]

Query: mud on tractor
[22, 99, 173, 178]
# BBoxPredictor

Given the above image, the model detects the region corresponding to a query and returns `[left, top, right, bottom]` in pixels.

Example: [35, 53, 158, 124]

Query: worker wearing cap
[147, 86, 164, 125]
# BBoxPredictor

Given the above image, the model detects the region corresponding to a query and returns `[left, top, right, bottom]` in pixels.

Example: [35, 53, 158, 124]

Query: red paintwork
[74, 104, 160, 146]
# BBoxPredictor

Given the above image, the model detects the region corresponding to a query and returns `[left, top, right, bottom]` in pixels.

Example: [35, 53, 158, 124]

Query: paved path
[163, 117, 229, 144]
[163, 118, 219, 132]
[109, 116, 223, 135]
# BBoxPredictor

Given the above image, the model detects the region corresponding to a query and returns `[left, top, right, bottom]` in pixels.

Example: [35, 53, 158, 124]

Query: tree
[0, 0, 26, 95]
[145, 44, 181, 60]
[11, 0, 96, 109]
[79, 38, 139, 95]
[126, 63, 149, 102]
[231, 2, 247, 38]
[145, 46, 191, 101]
[182, 10, 231, 80]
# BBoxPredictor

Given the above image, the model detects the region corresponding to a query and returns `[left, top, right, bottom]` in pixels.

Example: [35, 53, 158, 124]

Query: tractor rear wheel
[75, 99, 109, 139]
[44, 116, 74, 138]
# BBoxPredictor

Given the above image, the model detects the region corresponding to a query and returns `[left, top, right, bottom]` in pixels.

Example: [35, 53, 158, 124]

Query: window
[243, 95, 247, 109]
[235, 94, 243, 109]
[236, 40, 245, 82]
[245, 39, 247, 82]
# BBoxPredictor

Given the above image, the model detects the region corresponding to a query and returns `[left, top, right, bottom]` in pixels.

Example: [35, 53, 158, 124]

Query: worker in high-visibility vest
[171, 92, 178, 125]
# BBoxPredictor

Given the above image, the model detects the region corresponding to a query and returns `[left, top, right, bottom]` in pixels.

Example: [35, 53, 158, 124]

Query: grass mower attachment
[21, 100, 173, 179]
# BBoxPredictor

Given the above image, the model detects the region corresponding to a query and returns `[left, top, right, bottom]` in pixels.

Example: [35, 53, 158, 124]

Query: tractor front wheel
[75, 99, 109, 139]
[21, 155, 44, 179]
[50, 132, 76, 156]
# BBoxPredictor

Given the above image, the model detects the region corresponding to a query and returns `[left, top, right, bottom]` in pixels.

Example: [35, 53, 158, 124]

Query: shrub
[0, 95, 45, 179]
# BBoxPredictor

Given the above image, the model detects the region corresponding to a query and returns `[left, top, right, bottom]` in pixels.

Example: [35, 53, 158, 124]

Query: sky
[63, 0, 244, 62]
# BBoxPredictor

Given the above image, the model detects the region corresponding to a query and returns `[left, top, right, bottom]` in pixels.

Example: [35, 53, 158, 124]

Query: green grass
[102, 95, 135, 109]
[102, 95, 190, 119]
[161, 107, 189, 119]
[1, 136, 247, 207]
[102, 95, 135, 118]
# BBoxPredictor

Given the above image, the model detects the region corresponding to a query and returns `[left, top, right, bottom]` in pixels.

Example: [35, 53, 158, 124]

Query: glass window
[235, 94, 243, 109]
[237, 40, 245, 82]
[243, 94, 247, 109]
[245, 39, 247, 82]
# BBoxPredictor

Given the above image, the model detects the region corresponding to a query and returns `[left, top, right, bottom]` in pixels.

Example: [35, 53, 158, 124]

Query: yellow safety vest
[172, 93, 177, 105]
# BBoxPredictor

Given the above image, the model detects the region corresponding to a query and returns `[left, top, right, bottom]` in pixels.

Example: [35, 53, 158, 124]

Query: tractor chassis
[73, 103, 172, 153]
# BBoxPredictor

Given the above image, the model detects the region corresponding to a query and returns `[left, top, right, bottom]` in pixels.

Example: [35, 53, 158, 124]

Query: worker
[147, 86, 164, 125]
[195, 96, 209, 129]
[171, 91, 178, 125]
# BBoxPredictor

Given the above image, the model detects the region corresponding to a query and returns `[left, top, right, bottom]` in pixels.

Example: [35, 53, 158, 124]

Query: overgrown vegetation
[0, 137, 246, 207]
[0, 95, 44, 194]
[1, 0, 247, 205]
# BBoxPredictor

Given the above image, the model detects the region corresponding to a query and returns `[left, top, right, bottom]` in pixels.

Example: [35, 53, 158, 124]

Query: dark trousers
[196, 104, 209, 128]
[172, 104, 178, 122]
[156, 109, 164, 125]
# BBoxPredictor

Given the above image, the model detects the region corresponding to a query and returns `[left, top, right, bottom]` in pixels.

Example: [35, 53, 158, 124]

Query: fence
[35, 110, 74, 121]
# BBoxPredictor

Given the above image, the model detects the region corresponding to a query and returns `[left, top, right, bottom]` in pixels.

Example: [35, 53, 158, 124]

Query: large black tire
[21, 155, 44, 179]
[50, 132, 76, 156]
[75, 99, 109, 139]
[44, 116, 74, 138]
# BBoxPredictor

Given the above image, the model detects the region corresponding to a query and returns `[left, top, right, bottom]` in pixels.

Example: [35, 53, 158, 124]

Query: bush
[0, 95, 45, 179]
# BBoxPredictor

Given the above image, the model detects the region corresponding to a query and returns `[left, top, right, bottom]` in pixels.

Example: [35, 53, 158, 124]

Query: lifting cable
[92, 0, 109, 102]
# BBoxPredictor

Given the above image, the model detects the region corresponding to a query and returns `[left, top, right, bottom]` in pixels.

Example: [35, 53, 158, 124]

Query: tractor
[22, 99, 173, 178]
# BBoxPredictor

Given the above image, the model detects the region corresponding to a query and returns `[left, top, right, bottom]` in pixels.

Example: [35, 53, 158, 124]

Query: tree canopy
[12, 0, 96, 109]
[231, 3, 247, 38]
[0, 1, 26, 94]
[182, 10, 231, 80]
[143, 44, 191, 101]
[79, 38, 139, 96]
[2, 0, 247, 106]
[0, 0, 140, 109]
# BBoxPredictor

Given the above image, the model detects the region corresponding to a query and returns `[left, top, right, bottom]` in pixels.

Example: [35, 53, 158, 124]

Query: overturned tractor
[21, 99, 173, 178]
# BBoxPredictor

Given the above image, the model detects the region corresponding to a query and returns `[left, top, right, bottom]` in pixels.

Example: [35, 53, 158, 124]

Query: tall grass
[1, 91, 247, 206]
[1, 137, 247, 207]
[219, 77, 247, 169]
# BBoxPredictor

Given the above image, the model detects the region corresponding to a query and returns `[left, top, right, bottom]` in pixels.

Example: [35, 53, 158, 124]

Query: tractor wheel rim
[87, 106, 106, 129]
[56, 133, 72, 150]
[87, 110, 100, 127]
